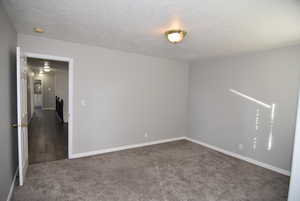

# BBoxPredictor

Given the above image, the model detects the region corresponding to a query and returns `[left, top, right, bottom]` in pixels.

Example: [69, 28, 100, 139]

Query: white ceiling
[3, 0, 300, 61]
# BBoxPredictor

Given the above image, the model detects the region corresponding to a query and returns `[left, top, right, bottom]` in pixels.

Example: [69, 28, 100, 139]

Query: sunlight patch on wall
[229, 89, 276, 151]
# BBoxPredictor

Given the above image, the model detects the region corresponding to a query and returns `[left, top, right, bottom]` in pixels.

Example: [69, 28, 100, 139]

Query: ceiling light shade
[165, 30, 187, 43]
[43, 61, 51, 72]
[34, 27, 44, 33]
[44, 61, 50, 68]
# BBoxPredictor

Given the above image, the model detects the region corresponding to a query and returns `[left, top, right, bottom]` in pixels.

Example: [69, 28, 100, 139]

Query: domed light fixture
[165, 30, 187, 43]
[34, 27, 44, 33]
[43, 61, 51, 72]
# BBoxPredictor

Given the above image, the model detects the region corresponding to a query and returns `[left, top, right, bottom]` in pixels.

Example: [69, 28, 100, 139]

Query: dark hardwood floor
[28, 109, 68, 164]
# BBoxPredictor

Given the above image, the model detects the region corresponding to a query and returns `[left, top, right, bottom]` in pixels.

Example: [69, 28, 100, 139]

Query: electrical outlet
[144, 132, 148, 138]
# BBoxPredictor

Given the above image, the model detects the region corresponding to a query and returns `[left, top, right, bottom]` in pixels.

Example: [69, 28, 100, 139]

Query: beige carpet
[12, 140, 289, 201]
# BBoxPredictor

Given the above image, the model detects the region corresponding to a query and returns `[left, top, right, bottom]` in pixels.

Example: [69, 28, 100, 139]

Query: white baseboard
[184, 137, 291, 176]
[6, 167, 18, 201]
[70, 137, 185, 159]
[69, 135, 290, 176]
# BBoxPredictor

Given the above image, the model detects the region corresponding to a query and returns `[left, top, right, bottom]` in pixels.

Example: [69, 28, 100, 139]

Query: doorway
[16, 49, 74, 185]
[26, 57, 69, 164]
[23, 53, 73, 165]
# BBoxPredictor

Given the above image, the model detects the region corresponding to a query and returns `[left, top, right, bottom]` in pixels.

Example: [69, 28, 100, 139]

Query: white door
[288, 88, 300, 201]
[16, 47, 29, 186]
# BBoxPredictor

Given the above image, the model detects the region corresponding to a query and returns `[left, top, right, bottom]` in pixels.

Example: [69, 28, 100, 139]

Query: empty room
[1, 0, 300, 201]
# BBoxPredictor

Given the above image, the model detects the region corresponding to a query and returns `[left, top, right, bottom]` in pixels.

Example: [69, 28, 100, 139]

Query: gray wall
[39, 73, 55, 109]
[18, 34, 189, 154]
[0, 2, 18, 201]
[189, 45, 300, 171]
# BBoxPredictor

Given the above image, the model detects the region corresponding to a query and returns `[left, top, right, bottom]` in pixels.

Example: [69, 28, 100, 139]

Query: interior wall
[43, 73, 55, 109]
[33, 79, 42, 108]
[35, 72, 55, 110]
[55, 68, 69, 122]
[18, 34, 189, 155]
[0, 2, 18, 201]
[188, 45, 300, 172]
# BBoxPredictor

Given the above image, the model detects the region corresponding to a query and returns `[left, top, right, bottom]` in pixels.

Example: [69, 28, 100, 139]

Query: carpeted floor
[12, 140, 289, 201]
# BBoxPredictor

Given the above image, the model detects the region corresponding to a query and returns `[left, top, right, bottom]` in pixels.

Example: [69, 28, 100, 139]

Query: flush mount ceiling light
[165, 30, 187, 44]
[43, 61, 51, 72]
[44, 61, 50, 68]
[34, 27, 44, 33]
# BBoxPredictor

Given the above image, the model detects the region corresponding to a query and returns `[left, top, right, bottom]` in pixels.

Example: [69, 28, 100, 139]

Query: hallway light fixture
[43, 61, 51, 72]
[44, 61, 50, 68]
[165, 29, 187, 43]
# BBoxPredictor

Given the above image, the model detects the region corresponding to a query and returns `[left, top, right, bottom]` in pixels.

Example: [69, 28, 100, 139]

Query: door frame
[288, 88, 300, 201]
[24, 52, 74, 159]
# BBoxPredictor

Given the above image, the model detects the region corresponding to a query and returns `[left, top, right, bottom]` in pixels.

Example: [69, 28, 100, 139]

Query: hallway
[28, 109, 68, 164]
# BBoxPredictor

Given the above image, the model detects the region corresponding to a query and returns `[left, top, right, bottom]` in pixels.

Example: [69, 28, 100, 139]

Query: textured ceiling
[3, 0, 300, 61]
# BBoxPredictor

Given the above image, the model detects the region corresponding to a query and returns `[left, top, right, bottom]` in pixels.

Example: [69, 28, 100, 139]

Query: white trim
[69, 135, 290, 176]
[16, 47, 25, 186]
[70, 137, 186, 159]
[24, 52, 74, 159]
[184, 137, 291, 176]
[68, 58, 74, 159]
[288, 88, 300, 201]
[25, 53, 72, 63]
[6, 167, 18, 201]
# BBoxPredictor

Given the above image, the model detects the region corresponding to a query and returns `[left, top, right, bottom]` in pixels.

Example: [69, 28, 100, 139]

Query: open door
[288, 88, 300, 201]
[16, 46, 29, 185]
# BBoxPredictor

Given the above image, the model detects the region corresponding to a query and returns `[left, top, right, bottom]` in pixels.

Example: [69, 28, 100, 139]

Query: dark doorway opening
[26, 57, 69, 164]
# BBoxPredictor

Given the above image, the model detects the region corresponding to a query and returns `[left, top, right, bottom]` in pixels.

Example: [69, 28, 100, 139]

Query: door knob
[11, 123, 28, 128]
